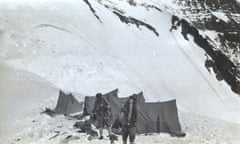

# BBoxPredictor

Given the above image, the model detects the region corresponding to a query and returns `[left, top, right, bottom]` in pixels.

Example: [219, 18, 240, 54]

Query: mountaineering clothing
[122, 98, 137, 127]
[92, 95, 111, 128]
[122, 126, 136, 143]
[122, 95, 138, 143]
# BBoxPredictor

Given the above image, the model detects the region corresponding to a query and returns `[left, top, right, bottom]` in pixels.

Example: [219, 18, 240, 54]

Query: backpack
[93, 97, 111, 117]
[122, 99, 137, 124]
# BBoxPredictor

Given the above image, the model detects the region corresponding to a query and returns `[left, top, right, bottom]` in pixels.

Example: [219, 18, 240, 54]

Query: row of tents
[46, 89, 185, 137]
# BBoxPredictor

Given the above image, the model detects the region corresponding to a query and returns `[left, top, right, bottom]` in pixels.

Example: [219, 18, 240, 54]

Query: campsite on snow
[0, 0, 240, 144]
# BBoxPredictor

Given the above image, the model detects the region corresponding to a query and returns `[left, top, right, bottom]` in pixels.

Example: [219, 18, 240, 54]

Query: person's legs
[129, 127, 136, 144]
[99, 128, 103, 138]
[122, 126, 129, 144]
[104, 117, 112, 136]
[107, 126, 112, 136]
[97, 116, 104, 139]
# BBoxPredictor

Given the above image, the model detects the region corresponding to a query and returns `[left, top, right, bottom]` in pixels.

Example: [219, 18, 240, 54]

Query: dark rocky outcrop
[171, 16, 240, 94]
[83, 0, 103, 23]
[113, 11, 159, 36]
[141, 3, 162, 12]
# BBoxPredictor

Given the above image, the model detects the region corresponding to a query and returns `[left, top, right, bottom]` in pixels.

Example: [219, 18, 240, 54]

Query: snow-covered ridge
[1, 0, 240, 143]
[0, 0, 240, 125]
[166, 0, 240, 66]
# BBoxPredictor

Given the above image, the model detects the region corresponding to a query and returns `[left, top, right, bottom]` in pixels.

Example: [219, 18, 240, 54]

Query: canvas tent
[83, 90, 185, 136]
[138, 101, 182, 135]
[49, 90, 83, 114]
[83, 88, 119, 115]
[45, 89, 118, 116]
[46, 89, 184, 136]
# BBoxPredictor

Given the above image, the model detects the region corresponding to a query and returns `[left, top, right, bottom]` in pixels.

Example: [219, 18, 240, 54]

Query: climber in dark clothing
[92, 93, 112, 140]
[121, 94, 138, 144]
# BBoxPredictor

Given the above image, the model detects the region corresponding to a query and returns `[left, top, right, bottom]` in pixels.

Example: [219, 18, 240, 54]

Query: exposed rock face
[169, 0, 240, 94]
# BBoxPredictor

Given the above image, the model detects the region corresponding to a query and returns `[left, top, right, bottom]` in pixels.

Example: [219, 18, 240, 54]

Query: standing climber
[92, 93, 112, 140]
[122, 94, 138, 144]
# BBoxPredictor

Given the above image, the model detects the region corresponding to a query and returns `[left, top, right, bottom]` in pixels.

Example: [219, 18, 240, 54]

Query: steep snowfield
[1, 0, 240, 122]
[0, 0, 240, 143]
[0, 62, 58, 139]
[1, 64, 239, 143]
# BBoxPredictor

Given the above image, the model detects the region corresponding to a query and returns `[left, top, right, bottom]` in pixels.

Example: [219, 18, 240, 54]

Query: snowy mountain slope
[1, 0, 240, 144]
[0, 61, 58, 139]
[140, 0, 240, 95]
[0, 0, 240, 123]
[152, 0, 240, 88]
